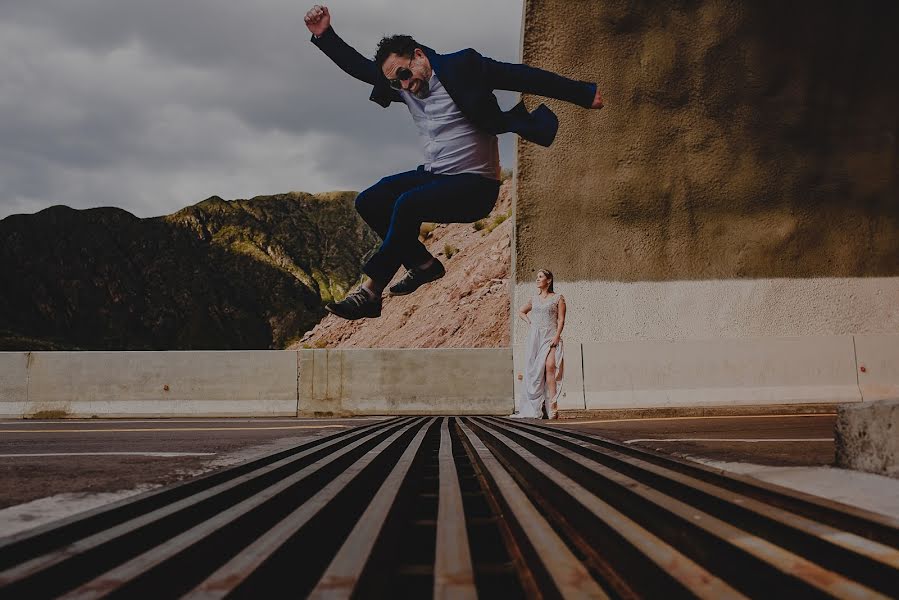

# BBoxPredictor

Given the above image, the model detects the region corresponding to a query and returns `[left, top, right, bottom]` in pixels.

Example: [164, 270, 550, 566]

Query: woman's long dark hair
[538, 269, 554, 293]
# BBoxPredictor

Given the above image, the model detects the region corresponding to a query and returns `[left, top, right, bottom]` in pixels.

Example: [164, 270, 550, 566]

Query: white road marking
[551, 413, 836, 426]
[0, 452, 217, 458]
[625, 438, 834, 444]
[0, 418, 389, 425]
[0, 425, 350, 434]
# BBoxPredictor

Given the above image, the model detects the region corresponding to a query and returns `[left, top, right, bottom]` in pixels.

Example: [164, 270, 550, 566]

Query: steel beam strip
[490, 417, 899, 594]
[53, 418, 420, 599]
[0, 417, 410, 592]
[473, 418, 745, 600]
[1, 413, 895, 600]
[432, 418, 478, 600]
[306, 417, 440, 600]
[456, 419, 610, 599]
[481, 418, 886, 600]
[182, 418, 432, 600]
[0, 417, 396, 563]
[534, 421, 899, 546]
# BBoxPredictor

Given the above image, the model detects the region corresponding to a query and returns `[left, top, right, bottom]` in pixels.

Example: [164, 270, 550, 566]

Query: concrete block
[513, 344, 585, 410]
[854, 335, 899, 401]
[0, 352, 29, 418]
[582, 337, 861, 409]
[836, 399, 899, 478]
[25, 351, 298, 417]
[298, 348, 513, 415]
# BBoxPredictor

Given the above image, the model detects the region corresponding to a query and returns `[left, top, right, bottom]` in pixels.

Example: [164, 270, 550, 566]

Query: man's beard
[412, 79, 430, 99]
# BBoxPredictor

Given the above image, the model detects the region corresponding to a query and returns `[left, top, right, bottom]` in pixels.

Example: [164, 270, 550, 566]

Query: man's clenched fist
[591, 87, 604, 110]
[304, 5, 330, 37]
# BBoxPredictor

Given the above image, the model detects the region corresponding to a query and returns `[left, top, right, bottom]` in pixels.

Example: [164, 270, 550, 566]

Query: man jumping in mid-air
[305, 4, 603, 320]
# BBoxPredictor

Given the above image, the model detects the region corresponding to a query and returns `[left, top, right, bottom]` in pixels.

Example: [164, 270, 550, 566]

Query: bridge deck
[1, 417, 897, 598]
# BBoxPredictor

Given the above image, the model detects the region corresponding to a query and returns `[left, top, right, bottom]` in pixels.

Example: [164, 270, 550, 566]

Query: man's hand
[304, 5, 330, 37]
[591, 86, 604, 109]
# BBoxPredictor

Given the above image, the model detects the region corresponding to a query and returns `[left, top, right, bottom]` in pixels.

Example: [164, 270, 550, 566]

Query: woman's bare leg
[544, 349, 557, 418]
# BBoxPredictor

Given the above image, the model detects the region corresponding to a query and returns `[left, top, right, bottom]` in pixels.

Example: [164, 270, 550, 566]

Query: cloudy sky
[0, 0, 524, 219]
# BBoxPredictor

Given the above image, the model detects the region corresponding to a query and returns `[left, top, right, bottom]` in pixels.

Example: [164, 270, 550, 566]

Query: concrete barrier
[4, 335, 895, 417]
[855, 335, 899, 402]
[24, 351, 298, 417]
[0, 352, 28, 418]
[836, 399, 899, 479]
[512, 343, 585, 410]
[298, 348, 513, 415]
[580, 337, 862, 409]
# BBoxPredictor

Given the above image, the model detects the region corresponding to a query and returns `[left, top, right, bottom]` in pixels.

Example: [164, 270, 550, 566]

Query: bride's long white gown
[515, 293, 564, 418]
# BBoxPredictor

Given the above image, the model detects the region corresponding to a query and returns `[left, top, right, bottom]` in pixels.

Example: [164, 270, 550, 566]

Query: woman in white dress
[513, 269, 566, 419]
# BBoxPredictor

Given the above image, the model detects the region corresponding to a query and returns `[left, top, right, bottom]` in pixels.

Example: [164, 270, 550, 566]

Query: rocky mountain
[293, 180, 512, 349]
[0, 191, 379, 350]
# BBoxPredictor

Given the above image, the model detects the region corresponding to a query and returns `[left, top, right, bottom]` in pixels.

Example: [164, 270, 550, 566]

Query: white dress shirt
[401, 72, 501, 180]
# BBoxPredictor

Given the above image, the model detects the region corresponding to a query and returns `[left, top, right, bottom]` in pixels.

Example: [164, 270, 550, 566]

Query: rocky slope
[0, 191, 378, 350]
[292, 181, 512, 349]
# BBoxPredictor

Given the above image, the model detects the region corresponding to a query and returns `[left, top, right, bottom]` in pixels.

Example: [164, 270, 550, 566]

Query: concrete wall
[299, 348, 513, 416]
[836, 399, 899, 479]
[855, 335, 899, 402]
[3, 336, 895, 417]
[0, 349, 513, 418]
[511, 335, 898, 411]
[0, 352, 28, 418]
[514, 0, 899, 346]
[16, 351, 300, 418]
[580, 336, 860, 409]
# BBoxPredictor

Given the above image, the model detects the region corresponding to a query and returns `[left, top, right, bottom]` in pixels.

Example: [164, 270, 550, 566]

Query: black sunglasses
[387, 62, 414, 89]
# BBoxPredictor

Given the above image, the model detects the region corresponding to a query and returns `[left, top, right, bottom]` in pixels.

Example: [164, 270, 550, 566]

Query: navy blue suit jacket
[310, 27, 596, 147]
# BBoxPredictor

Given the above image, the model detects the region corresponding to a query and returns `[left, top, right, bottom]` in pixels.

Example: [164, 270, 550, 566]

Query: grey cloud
[0, 0, 524, 220]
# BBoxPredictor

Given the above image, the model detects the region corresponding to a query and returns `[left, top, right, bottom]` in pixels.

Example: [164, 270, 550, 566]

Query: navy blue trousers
[356, 166, 501, 285]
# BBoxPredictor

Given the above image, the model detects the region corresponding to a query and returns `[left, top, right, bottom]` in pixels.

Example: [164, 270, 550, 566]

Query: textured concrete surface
[580, 336, 860, 409]
[514, 0, 899, 343]
[298, 348, 514, 415]
[855, 334, 899, 401]
[0, 352, 27, 417]
[12, 350, 514, 418]
[513, 278, 899, 345]
[25, 351, 299, 417]
[835, 399, 899, 478]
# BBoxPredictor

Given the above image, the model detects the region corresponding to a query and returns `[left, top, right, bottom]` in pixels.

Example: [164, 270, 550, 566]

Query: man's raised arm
[304, 5, 381, 87]
[479, 54, 604, 110]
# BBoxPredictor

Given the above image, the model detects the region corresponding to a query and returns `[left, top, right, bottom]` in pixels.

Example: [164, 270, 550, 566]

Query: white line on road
[551, 414, 836, 426]
[624, 438, 834, 444]
[0, 425, 350, 434]
[0, 418, 390, 425]
[0, 452, 217, 458]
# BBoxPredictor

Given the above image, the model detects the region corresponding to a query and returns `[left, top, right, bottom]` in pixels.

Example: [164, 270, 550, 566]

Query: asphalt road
[0, 417, 387, 510]
[0, 413, 837, 511]
[551, 412, 837, 466]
